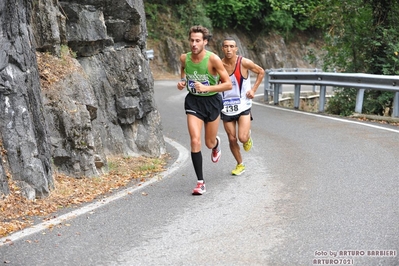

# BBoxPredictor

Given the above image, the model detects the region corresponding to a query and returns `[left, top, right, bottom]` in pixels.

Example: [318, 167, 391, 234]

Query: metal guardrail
[264, 68, 326, 96]
[265, 70, 399, 117]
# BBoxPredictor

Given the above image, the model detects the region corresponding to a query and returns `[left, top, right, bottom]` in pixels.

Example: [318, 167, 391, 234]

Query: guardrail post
[393, 92, 399, 117]
[294, 84, 301, 109]
[319, 85, 326, 112]
[265, 70, 399, 117]
[313, 69, 317, 92]
[264, 70, 271, 102]
[355, 89, 365, 113]
[278, 69, 283, 94]
[274, 83, 280, 105]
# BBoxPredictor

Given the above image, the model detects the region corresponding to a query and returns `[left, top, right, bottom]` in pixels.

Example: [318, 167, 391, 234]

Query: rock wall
[0, 0, 324, 199]
[0, 0, 54, 199]
[150, 29, 324, 77]
[0, 0, 165, 199]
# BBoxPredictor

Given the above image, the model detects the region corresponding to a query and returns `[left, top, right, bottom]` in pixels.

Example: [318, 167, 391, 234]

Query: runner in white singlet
[220, 37, 265, 176]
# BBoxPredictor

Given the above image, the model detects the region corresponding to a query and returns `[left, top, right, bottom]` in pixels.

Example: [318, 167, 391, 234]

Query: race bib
[188, 80, 210, 94]
[223, 97, 240, 113]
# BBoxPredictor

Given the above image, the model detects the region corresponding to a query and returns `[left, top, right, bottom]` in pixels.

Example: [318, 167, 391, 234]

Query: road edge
[0, 137, 189, 247]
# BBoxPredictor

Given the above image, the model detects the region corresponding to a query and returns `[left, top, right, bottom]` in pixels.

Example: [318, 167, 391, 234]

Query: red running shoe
[192, 182, 206, 195]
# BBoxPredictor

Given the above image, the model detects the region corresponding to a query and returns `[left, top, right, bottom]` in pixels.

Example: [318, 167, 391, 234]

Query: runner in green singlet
[177, 25, 232, 195]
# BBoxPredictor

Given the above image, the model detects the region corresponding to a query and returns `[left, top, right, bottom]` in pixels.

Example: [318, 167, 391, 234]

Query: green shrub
[177, 0, 213, 33]
[325, 88, 357, 116]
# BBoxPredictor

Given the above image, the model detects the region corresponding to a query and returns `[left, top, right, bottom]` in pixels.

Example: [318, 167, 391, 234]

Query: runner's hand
[194, 81, 208, 93]
[177, 80, 186, 90]
[246, 89, 255, 99]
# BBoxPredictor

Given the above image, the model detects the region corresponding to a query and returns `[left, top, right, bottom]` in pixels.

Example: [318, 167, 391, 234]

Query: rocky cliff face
[0, 0, 165, 199]
[0, 0, 323, 200]
[150, 29, 324, 78]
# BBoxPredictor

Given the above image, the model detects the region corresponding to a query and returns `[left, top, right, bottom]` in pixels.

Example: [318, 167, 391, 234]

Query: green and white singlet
[185, 51, 219, 96]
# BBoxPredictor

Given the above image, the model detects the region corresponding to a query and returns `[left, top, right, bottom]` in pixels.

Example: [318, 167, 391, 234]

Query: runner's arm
[242, 58, 265, 98]
[177, 54, 187, 91]
[194, 53, 232, 93]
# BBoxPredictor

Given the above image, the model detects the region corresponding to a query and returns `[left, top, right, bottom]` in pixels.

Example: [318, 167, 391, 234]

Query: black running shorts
[185, 93, 223, 123]
[221, 108, 253, 122]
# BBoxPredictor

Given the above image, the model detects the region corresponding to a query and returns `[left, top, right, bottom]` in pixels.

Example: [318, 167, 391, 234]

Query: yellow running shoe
[231, 163, 246, 176]
[243, 134, 253, 152]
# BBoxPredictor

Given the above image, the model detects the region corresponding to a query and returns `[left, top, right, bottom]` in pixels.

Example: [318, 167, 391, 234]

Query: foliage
[265, 0, 321, 32]
[327, 89, 395, 116]
[203, 0, 320, 32]
[60, 45, 76, 59]
[365, 28, 399, 75]
[325, 88, 357, 116]
[177, 0, 213, 34]
[314, 0, 399, 116]
[363, 0, 399, 75]
[204, 0, 264, 30]
[262, 10, 294, 36]
[312, 0, 373, 72]
[145, 1, 212, 40]
[144, 3, 187, 40]
[144, 3, 164, 39]
[145, 0, 321, 35]
[363, 91, 394, 116]
[144, 0, 399, 117]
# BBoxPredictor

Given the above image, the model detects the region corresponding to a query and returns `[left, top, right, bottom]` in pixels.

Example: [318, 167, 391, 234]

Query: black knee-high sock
[191, 151, 203, 181]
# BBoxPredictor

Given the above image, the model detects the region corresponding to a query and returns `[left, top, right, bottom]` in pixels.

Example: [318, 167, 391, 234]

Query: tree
[204, 0, 264, 30]
[363, 0, 399, 75]
[314, 0, 399, 116]
[265, 0, 321, 33]
[204, 0, 320, 33]
[313, 0, 373, 72]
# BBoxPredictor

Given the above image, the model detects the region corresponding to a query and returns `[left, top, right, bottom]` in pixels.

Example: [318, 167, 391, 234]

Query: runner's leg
[204, 116, 220, 149]
[223, 120, 242, 165]
[237, 114, 251, 144]
[187, 114, 204, 181]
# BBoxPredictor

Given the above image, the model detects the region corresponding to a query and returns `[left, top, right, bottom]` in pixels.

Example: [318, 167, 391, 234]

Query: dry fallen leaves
[36, 49, 82, 91]
[0, 50, 173, 239]
[0, 155, 168, 238]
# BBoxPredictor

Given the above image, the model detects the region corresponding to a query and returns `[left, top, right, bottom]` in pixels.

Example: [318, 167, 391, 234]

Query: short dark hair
[223, 36, 237, 46]
[188, 25, 212, 41]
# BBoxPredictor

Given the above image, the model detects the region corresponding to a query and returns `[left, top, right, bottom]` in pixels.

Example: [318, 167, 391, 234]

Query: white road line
[253, 94, 399, 134]
[3, 96, 397, 246]
[0, 137, 189, 246]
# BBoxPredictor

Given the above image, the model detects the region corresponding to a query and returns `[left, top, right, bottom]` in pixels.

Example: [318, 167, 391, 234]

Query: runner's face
[190, 32, 207, 55]
[222, 40, 237, 59]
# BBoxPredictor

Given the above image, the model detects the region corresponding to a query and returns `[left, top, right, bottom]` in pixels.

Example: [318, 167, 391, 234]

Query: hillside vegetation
[145, 0, 399, 117]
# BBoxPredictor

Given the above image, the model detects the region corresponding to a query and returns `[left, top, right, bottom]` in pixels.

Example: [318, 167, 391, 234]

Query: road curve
[0, 80, 398, 266]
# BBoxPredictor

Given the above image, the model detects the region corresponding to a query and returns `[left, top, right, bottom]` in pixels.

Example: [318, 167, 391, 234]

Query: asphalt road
[0, 80, 398, 266]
